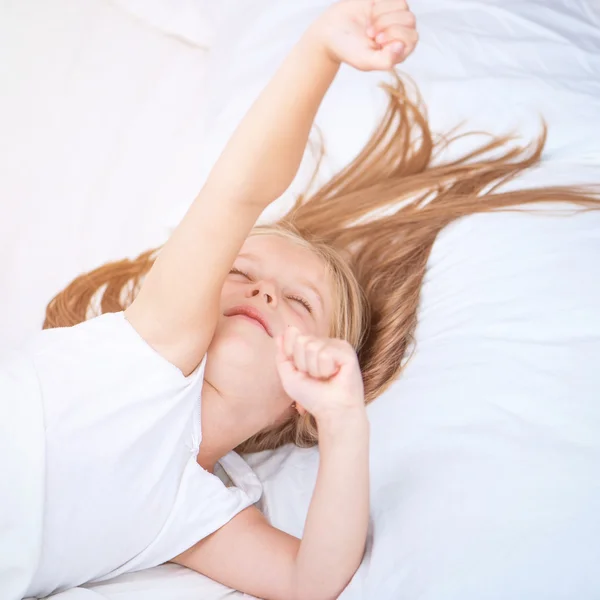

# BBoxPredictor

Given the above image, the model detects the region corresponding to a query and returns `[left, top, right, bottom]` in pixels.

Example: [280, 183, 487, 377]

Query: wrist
[315, 404, 369, 437]
[302, 21, 342, 70]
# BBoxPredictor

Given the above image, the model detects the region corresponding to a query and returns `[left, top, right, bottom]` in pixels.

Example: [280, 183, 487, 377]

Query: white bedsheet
[46, 565, 236, 600]
[3, 0, 599, 599]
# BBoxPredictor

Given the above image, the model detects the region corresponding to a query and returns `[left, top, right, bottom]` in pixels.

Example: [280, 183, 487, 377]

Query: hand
[275, 327, 365, 422]
[309, 0, 418, 71]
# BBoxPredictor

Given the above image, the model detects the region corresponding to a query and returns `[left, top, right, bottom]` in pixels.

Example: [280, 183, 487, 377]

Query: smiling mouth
[224, 306, 273, 337]
[233, 313, 269, 333]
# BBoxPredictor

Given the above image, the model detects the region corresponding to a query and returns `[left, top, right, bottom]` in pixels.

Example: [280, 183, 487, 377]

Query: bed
[2, 1, 600, 598]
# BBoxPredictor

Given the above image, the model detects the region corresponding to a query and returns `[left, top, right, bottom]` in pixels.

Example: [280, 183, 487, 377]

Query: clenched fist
[275, 327, 366, 422]
[309, 0, 419, 71]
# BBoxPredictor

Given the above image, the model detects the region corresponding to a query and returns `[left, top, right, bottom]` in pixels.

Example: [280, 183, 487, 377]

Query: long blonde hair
[44, 75, 600, 453]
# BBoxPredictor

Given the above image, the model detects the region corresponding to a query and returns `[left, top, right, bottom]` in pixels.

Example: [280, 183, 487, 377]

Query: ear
[294, 401, 307, 416]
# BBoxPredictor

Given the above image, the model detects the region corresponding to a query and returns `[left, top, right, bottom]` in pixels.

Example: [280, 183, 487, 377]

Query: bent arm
[173, 412, 370, 600]
[126, 31, 340, 375]
[294, 411, 370, 597]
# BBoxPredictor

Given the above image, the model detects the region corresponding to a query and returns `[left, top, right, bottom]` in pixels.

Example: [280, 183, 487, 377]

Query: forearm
[126, 31, 339, 373]
[203, 29, 340, 207]
[294, 410, 370, 600]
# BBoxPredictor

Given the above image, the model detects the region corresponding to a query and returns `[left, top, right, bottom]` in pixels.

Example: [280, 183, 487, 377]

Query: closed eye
[230, 267, 313, 314]
[229, 267, 252, 280]
[288, 295, 312, 314]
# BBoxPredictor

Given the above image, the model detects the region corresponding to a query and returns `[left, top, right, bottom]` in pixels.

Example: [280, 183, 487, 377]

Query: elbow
[291, 544, 364, 600]
[294, 589, 346, 600]
[293, 573, 355, 600]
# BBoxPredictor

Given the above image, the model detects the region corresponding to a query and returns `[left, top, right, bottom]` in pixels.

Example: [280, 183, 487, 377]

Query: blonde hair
[44, 75, 600, 453]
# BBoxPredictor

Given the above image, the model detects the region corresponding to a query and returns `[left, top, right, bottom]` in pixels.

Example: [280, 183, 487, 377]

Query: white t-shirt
[1, 312, 261, 598]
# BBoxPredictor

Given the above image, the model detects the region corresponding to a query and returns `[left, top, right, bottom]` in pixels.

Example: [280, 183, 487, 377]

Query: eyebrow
[237, 252, 325, 311]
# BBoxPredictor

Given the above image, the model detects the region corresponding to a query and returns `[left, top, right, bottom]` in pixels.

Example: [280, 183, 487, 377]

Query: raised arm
[172, 3, 418, 598]
[126, 0, 416, 376]
[125, 26, 341, 374]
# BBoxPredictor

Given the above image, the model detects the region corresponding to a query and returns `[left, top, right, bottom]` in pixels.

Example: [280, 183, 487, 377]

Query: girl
[1, 1, 419, 600]
[6, 1, 600, 600]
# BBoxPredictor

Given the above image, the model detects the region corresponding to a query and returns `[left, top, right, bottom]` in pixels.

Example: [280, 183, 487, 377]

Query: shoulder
[21, 313, 205, 435]
[28, 312, 204, 385]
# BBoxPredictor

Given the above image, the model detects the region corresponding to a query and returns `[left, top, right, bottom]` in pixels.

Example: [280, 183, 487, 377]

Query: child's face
[219, 233, 333, 340]
[205, 234, 335, 424]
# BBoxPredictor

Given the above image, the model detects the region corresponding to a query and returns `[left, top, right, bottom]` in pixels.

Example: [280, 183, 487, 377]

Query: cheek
[219, 283, 240, 308]
[284, 306, 318, 334]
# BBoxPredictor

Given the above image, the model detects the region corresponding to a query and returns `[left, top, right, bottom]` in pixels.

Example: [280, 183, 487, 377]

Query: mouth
[223, 305, 273, 337]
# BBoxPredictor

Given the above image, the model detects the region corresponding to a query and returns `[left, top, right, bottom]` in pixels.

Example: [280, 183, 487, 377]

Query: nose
[246, 280, 278, 307]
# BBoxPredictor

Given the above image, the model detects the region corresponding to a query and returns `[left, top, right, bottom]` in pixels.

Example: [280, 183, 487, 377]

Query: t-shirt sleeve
[105, 455, 263, 577]
[29, 312, 205, 451]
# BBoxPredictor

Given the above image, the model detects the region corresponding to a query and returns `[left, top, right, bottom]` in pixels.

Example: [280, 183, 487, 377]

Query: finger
[372, 0, 409, 20]
[276, 347, 301, 382]
[275, 333, 295, 369]
[378, 29, 418, 63]
[323, 339, 357, 366]
[275, 334, 291, 368]
[283, 326, 299, 360]
[396, 27, 419, 61]
[305, 339, 327, 378]
[374, 24, 418, 50]
[316, 347, 339, 379]
[368, 3, 409, 38]
[372, 9, 416, 36]
[367, 42, 406, 70]
[293, 334, 311, 373]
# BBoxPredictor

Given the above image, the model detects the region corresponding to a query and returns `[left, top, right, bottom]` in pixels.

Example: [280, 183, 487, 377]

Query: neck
[196, 378, 262, 473]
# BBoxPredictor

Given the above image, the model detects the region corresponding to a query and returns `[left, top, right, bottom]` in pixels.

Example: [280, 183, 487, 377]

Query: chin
[209, 319, 273, 368]
[206, 324, 284, 404]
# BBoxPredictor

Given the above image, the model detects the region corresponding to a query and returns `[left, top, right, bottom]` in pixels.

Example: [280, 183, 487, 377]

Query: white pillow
[201, 1, 600, 598]
[110, 0, 217, 48]
[0, 0, 209, 357]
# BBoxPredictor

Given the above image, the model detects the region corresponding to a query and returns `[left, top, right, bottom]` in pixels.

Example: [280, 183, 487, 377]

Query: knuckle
[396, 23, 409, 36]
[381, 24, 398, 41]
[373, 13, 389, 29]
[405, 12, 416, 27]
[316, 348, 331, 362]
[334, 339, 355, 354]
[296, 334, 310, 346]
[306, 340, 322, 353]
[386, 0, 407, 12]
